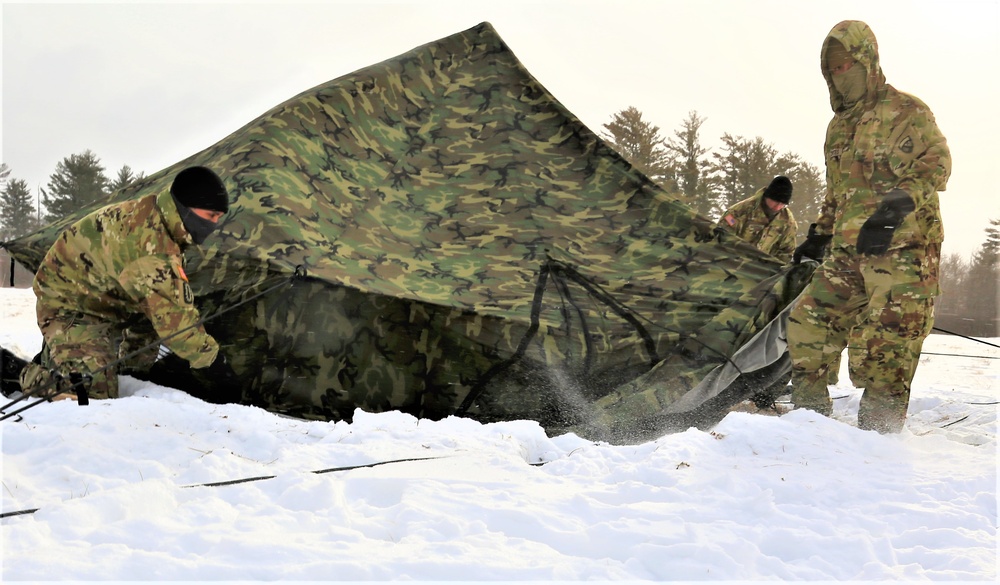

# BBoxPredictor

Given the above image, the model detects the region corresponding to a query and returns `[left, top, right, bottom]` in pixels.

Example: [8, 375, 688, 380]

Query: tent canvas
[2, 22, 812, 444]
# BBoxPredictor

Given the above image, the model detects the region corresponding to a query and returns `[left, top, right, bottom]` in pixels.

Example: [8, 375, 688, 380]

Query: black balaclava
[169, 166, 229, 245]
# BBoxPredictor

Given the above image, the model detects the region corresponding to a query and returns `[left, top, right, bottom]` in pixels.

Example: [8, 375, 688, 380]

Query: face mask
[831, 64, 867, 108]
[177, 203, 220, 245]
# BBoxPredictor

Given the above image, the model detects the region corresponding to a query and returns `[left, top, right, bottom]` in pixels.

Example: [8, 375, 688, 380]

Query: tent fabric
[2, 22, 811, 444]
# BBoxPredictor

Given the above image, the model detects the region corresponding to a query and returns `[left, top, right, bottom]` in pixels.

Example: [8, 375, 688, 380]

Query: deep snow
[1, 285, 997, 581]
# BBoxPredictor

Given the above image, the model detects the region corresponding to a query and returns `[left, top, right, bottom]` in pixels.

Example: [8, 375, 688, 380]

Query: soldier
[787, 21, 951, 433]
[717, 176, 798, 263]
[13, 166, 239, 402]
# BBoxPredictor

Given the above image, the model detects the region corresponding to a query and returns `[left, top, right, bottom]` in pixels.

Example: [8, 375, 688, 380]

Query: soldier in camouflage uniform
[787, 21, 951, 433]
[17, 166, 238, 401]
[717, 176, 798, 263]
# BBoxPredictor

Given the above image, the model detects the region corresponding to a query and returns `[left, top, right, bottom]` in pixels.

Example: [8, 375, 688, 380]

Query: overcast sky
[2, 0, 998, 259]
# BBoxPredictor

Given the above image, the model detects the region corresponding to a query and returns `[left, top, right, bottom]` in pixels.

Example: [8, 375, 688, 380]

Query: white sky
[2, 0, 998, 260]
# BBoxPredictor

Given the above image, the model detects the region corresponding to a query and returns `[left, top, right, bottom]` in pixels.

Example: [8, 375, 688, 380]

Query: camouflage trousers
[787, 245, 938, 433]
[19, 308, 159, 400]
[826, 327, 868, 386]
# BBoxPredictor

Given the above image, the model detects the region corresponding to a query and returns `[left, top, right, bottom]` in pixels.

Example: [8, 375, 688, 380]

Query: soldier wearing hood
[9, 166, 239, 402]
[787, 21, 951, 432]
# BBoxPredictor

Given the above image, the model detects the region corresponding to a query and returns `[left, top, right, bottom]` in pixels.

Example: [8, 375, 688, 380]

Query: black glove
[793, 223, 833, 264]
[196, 352, 241, 401]
[856, 189, 915, 256]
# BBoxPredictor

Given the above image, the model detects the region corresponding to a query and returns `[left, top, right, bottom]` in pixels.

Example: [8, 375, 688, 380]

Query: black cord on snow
[920, 352, 998, 360]
[931, 327, 1000, 350]
[0, 267, 306, 422]
[941, 415, 971, 428]
[0, 454, 457, 520]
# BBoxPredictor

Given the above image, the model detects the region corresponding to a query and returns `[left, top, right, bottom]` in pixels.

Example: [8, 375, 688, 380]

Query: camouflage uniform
[787, 21, 951, 432]
[717, 188, 799, 263]
[19, 190, 219, 399]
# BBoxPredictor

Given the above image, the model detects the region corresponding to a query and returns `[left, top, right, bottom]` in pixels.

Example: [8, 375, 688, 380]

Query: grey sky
[2, 0, 997, 259]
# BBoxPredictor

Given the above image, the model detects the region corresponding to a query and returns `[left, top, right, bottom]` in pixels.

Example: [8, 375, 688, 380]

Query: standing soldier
[788, 21, 951, 432]
[12, 166, 238, 402]
[717, 176, 798, 263]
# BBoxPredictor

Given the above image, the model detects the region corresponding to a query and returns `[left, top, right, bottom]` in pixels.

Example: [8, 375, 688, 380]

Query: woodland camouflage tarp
[2, 22, 813, 444]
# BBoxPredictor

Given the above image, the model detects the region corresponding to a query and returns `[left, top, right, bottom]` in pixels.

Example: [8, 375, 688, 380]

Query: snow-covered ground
[1, 285, 997, 580]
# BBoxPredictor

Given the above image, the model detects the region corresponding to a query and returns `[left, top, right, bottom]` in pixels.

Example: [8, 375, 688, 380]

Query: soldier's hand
[199, 352, 241, 400]
[793, 223, 833, 264]
[856, 189, 915, 256]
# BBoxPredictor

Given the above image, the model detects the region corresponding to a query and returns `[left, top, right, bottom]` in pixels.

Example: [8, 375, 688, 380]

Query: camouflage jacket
[32, 190, 219, 368]
[816, 20, 951, 251]
[717, 189, 798, 263]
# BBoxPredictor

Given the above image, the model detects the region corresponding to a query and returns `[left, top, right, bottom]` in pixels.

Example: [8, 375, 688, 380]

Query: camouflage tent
[2, 22, 812, 443]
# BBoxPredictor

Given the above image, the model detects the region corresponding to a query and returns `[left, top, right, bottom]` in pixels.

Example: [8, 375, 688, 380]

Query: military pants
[18, 309, 159, 400]
[826, 327, 868, 387]
[787, 245, 938, 433]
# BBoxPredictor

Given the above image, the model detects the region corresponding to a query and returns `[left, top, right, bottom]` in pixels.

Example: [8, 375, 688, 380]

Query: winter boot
[2, 347, 28, 397]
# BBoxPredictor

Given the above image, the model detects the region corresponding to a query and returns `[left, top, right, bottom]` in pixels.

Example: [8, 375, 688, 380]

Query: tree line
[1, 114, 997, 336]
[600, 106, 997, 337]
[0, 152, 143, 241]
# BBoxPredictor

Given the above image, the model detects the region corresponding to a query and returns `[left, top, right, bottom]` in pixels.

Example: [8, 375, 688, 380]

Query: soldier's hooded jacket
[32, 190, 219, 368]
[717, 188, 798, 263]
[816, 20, 951, 267]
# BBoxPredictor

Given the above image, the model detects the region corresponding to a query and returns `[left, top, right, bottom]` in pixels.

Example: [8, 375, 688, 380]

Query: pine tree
[782, 160, 824, 242]
[601, 107, 676, 189]
[704, 134, 799, 220]
[0, 177, 40, 240]
[42, 150, 110, 223]
[964, 219, 1000, 336]
[936, 253, 970, 334]
[666, 111, 712, 215]
[109, 164, 145, 193]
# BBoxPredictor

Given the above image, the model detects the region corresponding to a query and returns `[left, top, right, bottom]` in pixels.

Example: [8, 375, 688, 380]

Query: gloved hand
[793, 223, 833, 264]
[204, 352, 239, 386]
[856, 189, 915, 256]
[192, 352, 242, 403]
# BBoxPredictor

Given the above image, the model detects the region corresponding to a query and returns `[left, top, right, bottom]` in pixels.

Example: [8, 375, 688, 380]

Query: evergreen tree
[601, 107, 676, 189]
[936, 252, 970, 334]
[109, 164, 145, 193]
[0, 162, 10, 188]
[0, 177, 40, 240]
[964, 219, 1000, 336]
[42, 150, 110, 223]
[666, 111, 712, 215]
[704, 134, 798, 220]
[782, 160, 824, 242]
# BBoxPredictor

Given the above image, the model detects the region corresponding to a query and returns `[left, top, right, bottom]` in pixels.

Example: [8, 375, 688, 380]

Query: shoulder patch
[899, 136, 914, 154]
[182, 281, 194, 304]
[724, 214, 736, 226]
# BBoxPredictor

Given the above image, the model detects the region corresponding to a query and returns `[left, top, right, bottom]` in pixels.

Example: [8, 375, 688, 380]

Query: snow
[1, 285, 997, 581]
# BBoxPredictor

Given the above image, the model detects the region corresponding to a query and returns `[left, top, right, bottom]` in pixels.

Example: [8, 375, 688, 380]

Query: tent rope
[456, 262, 550, 415]
[0, 454, 452, 520]
[931, 327, 1000, 350]
[0, 266, 306, 422]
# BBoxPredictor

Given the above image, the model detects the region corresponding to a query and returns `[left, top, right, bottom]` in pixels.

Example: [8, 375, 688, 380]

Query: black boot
[1, 347, 29, 397]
